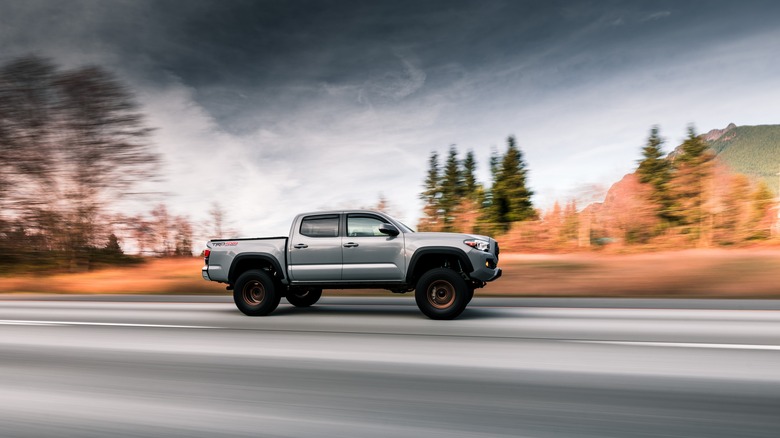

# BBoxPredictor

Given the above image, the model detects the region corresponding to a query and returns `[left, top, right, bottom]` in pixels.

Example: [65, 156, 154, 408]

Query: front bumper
[467, 250, 502, 282]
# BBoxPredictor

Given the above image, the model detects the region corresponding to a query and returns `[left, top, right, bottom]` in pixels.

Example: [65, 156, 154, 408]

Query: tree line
[419, 126, 777, 251]
[629, 126, 774, 246]
[418, 136, 536, 234]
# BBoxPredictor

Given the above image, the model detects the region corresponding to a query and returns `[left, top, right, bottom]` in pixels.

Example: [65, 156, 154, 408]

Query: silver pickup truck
[202, 210, 501, 319]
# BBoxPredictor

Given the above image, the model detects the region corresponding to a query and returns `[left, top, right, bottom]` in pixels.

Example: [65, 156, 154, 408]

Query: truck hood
[411, 232, 493, 241]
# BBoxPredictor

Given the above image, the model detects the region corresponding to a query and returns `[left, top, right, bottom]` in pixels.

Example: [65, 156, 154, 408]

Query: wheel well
[409, 254, 464, 285]
[229, 257, 281, 284]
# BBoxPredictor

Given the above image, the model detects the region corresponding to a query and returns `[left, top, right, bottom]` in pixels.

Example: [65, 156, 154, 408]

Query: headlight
[464, 239, 490, 252]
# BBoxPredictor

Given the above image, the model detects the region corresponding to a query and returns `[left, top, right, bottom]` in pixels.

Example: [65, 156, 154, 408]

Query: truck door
[342, 213, 405, 281]
[288, 214, 342, 282]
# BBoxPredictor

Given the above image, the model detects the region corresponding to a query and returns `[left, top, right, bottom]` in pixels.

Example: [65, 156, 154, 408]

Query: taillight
[204, 249, 211, 258]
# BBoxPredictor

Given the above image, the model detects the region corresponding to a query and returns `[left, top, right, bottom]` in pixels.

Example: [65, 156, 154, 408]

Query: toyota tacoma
[202, 210, 501, 320]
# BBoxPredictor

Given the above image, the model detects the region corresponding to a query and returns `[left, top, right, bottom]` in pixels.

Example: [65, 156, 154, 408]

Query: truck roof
[295, 210, 389, 217]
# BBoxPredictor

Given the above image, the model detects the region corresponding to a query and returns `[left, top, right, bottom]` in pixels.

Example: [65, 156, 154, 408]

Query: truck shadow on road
[272, 305, 423, 319]
[268, 304, 503, 320]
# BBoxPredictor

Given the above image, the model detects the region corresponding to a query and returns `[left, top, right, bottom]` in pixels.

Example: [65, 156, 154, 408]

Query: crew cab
[202, 210, 501, 320]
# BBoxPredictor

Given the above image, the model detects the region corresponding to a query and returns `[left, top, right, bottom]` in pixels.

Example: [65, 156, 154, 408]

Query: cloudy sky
[2, 0, 779, 239]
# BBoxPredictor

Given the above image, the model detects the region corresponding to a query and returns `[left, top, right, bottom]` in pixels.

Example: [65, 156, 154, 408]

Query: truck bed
[203, 237, 288, 284]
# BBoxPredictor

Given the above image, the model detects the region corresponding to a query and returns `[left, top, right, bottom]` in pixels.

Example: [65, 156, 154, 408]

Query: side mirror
[378, 223, 400, 236]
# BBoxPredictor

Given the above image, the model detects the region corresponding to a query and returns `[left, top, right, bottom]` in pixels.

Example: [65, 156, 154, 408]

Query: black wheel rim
[243, 280, 266, 305]
[294, 290, 310, 299]
[427, 280, 455, 309]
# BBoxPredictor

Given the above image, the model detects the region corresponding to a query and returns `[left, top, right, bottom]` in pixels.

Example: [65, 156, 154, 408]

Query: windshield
[384, 214, 415, 233]
[397, 221, 415, 233]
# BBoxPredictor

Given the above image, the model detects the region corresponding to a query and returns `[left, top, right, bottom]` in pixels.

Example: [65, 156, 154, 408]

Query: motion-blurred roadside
[3, 248, 780, 297]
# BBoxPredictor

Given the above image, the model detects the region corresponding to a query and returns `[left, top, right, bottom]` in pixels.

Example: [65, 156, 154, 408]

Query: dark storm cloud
[105, 0, 780, 131]
[4, 0, 779, 129]
[4, 1, 777, 75]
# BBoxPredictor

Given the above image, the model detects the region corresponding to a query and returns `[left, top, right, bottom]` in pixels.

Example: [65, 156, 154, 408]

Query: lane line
[0, 320, 214, 329]
[3, 320, 779, 351]
[0, 321, 64, 326]
[572, 340, 780, 351]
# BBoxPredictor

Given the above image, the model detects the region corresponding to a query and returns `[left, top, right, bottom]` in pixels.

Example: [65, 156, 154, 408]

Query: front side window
[300, 215, 339, 238]
[347, 215, 388, 237]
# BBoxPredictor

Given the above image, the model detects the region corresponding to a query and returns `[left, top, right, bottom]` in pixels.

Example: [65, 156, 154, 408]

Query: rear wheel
[233, 270, 281, 316]
[286, 288, 322, 307]
[415, 268, 470, 320]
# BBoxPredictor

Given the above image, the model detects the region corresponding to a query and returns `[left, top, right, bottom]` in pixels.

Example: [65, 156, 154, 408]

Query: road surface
[0, 296, 778, 437]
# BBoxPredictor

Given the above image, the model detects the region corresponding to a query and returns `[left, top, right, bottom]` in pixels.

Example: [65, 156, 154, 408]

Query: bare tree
[128, 214, 155, 256]
[150, 204, 172, 256]
[55, 65, 157, 263]
[208, 202, 226, 238]
[0, 55, 159, 269]
[173, 215, 194, 256]
[0, 57, 59, 251]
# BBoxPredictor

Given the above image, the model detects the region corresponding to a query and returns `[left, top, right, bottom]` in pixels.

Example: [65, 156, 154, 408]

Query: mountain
[703, 123, 780, 193]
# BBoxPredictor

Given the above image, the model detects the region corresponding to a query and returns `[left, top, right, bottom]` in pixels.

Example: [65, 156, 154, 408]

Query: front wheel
[233, 270, 282, 316]
[286, 288, 322, 307]
[415, 268, 470, 320]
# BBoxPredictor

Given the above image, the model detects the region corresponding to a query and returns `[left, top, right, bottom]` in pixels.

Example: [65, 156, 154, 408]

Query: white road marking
[0, 320, 213, 329]
[573, 340, 780, 351]
[0, 321, 64, 326]
[2, 319, 779, 352]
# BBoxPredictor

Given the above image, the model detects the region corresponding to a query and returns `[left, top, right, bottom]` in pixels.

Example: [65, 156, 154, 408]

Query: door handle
[343, 242, 359, 248]
[293, 243, 308, 249]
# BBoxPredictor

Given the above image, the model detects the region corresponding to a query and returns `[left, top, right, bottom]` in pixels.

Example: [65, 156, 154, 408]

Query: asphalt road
[0, 296, 779, 438]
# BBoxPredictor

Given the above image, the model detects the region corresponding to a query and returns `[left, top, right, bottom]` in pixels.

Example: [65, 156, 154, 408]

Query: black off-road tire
[466, 286, 475, 304]
[415, 268, 470, 320]
[233, 269, 282, 316]
[286, 288, 323, 307]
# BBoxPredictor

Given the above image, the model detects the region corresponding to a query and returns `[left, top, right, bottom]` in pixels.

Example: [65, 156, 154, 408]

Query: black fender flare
[228, 253, 286, 283]
[405, 247, 474, 283]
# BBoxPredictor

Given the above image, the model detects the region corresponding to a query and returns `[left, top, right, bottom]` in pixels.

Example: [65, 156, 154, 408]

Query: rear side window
[300, 215, 339, 238]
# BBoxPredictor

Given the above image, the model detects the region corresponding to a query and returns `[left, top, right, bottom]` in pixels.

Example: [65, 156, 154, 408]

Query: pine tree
[477, 148, 500, 225]
[484, 136, 536, 231]
[418, 151, 441, 231]
[672, 126, 715, 240]
[104, 233, 122, 254]
[488, 148, 500, 188]
[448, 149, 485, 234]
[637, 126, 676, 226]
[462, 150, 479, 199]
[439, 145, 463, 231]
